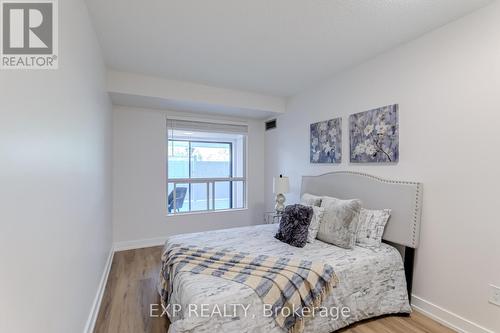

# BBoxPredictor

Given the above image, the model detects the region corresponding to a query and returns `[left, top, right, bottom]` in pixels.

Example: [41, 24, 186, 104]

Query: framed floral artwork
[310, 118, 342, 163]
[349, 104, 399, 163]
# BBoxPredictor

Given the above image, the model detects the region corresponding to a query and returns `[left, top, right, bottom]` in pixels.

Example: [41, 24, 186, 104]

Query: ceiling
[86, 0, 492, 97]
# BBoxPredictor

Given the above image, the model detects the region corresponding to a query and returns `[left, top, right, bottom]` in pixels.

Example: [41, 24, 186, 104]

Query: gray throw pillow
[356, 208, 391, 248]
[317, 197, 362, 249]
[300, 193, 322, 207]
[275, 204, 314, 248]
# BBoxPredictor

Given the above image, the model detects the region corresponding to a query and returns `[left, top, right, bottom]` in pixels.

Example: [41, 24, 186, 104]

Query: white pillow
[307, 206, 325, 243]
[300, 193, 322, 207]
[356, 208, 391, 248]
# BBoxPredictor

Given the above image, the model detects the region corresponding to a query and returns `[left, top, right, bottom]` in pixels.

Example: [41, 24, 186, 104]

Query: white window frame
[166, 118, 248, 215]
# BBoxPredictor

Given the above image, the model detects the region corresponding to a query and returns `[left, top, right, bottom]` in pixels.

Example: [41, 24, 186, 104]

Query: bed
[161, 171, 423, 333]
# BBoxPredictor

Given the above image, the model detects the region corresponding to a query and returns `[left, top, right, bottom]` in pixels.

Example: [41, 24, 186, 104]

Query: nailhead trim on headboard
[413, 183, 422, 246]
[302, 171, 423, 248]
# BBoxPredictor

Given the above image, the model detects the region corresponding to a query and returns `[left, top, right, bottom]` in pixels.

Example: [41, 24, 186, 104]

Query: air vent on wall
[265, 119, 277, 131]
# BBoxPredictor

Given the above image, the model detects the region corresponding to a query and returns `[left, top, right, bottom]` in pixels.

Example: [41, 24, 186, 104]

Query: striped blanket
[160, 244, 338, 333]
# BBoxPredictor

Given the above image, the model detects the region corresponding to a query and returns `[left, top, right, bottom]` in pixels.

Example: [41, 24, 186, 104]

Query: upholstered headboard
[301, 171, 423, 248]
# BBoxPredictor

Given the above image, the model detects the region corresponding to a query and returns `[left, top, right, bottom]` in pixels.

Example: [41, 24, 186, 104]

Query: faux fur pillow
[300, 193, 322, 207]
[356, 208, 391, 248]
[275, 204, 314, 248]
[317, 197, 362, 249]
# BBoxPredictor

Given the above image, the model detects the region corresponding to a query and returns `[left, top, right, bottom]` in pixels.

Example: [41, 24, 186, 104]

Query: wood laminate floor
[94, 246, 456, 333]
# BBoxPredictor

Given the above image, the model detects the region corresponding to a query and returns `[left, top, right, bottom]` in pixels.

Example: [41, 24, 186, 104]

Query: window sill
[166, 208, 248, 218]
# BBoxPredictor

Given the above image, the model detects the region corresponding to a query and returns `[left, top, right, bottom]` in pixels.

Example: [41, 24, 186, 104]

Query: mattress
[162, 224, 411, 333]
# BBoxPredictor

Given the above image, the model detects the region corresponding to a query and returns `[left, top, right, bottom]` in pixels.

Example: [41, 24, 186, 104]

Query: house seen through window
[167, 119, 247, 214]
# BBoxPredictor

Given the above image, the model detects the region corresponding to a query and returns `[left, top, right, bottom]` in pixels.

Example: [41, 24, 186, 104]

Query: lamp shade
[273, 175, 289, 194]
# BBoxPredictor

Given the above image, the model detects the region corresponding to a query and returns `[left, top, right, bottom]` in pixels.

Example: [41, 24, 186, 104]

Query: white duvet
[162, 224, 411, 333]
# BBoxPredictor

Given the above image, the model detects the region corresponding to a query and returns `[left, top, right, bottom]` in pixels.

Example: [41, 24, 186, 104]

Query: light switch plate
[489, 285, 500, 307]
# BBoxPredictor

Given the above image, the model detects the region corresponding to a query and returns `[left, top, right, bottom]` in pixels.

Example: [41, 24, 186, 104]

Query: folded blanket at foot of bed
[160, 244, 338, 333]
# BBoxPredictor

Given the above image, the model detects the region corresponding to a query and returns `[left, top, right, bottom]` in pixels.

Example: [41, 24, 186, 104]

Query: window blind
[166, 118, 248, 135]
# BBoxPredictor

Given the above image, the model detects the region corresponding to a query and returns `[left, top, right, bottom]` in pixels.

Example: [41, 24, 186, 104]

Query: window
[167, 119, 247, 215]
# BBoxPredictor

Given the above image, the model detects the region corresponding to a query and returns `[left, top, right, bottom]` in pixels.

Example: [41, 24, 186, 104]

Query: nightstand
[264, 211, 283, 224]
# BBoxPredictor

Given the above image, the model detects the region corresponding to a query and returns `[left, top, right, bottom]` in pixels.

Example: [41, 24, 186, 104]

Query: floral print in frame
[349, 104, 399, 163]
[310, 117, 342, 163]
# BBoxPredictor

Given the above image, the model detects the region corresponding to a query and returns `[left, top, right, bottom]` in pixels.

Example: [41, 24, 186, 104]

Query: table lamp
[273, 174, 289, 213]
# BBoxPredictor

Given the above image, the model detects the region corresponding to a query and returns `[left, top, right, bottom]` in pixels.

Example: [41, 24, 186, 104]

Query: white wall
[108, 70, 286, 116]
[112, 106, 265, 245]
[0, 0, 112, 332]
[265, 2, 500, 332]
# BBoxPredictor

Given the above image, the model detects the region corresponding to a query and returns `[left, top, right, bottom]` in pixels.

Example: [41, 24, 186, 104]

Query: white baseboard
[83, 248, 115, 333]
[412, 295, 495, 333]
[113, 236, 167, 252]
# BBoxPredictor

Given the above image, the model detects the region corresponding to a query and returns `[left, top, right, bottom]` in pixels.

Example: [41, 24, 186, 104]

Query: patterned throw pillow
[356, 208, 391, 248]
[275, 204, 314, 248]
[300, 193, 322, 207]
[317, 197, 362, 249]
[307, 206, 325, 243]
